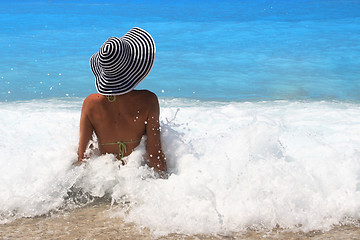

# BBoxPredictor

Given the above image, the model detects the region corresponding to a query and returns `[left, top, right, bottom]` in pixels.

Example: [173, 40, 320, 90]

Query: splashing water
[1, 98, 360, 236]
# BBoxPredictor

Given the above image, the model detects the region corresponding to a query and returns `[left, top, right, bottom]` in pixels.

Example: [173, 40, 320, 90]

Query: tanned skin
[78, 90, 167, 174]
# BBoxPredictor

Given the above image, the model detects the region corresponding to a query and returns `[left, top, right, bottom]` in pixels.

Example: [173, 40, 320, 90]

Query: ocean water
[1, 0, 360, 237]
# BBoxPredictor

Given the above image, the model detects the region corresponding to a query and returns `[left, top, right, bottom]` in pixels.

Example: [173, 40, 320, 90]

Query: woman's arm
[145, 93, 167, 174]
[78, 98, 94, 162]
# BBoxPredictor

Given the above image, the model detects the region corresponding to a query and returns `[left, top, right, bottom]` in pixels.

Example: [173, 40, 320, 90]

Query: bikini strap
[100, 139, 141, 160]
[106, 95, 116, 102]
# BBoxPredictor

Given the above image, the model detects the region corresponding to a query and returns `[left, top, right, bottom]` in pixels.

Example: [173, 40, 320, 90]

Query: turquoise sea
[1, 0, 360, 101]
[1, 0, 360, 237]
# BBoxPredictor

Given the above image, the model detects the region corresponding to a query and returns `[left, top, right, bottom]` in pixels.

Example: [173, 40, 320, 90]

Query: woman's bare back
[78, 90, 166, 173]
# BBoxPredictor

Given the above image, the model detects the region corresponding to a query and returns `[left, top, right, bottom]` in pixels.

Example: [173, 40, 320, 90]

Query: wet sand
[0, 203, 359, 240]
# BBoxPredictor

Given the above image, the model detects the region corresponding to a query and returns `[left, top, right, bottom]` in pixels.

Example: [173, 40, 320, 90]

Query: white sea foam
[0, 98, 360, 235]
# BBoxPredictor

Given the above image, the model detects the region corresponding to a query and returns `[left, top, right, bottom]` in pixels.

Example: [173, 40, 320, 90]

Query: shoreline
[0, 202, 359, 240]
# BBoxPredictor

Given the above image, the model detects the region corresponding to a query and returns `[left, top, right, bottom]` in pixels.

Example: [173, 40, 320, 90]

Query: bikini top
[100, 139, 141, 161]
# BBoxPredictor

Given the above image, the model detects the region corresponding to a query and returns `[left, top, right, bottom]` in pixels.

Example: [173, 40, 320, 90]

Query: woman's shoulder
[84, 93, 105, 102]
[82, 93, 106, 108]
[132, 90, 158, 103]
[131, 90, 159, 112]
[133, 90, 158, 101]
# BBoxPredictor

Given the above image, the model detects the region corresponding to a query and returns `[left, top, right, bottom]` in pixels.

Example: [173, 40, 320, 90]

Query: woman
[77, 27, 167, 175]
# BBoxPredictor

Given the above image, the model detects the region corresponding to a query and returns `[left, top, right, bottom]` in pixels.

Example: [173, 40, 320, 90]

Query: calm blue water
[1, 0, 359, 101]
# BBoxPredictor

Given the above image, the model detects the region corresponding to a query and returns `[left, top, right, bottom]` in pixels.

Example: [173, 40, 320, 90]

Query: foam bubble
[0, 99, 360, 235]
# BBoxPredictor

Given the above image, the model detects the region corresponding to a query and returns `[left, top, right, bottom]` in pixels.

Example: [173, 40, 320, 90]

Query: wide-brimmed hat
[90, 27, 156, 95]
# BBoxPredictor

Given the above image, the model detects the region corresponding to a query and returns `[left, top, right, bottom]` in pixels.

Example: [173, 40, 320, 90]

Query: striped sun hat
[90, 27, 156, 95]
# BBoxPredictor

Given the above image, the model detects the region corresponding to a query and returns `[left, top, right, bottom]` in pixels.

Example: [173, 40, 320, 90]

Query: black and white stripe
[90, 27, 156, 95]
